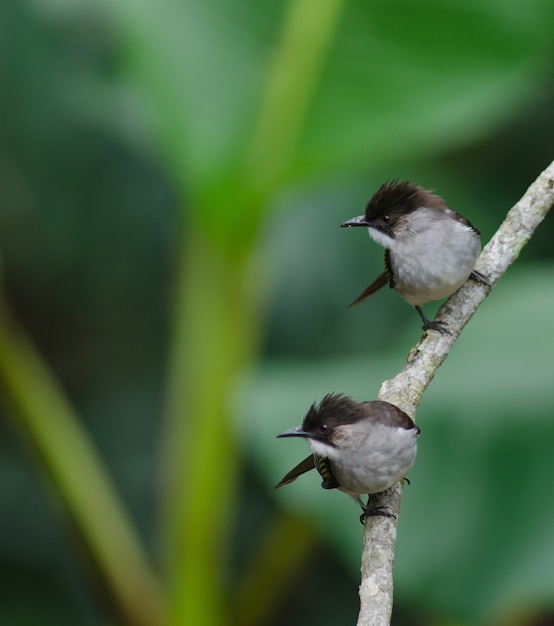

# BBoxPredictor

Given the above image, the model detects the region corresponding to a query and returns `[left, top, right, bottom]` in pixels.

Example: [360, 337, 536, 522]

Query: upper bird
[341, 180, 486, 331]
[275, 393, 420, 523]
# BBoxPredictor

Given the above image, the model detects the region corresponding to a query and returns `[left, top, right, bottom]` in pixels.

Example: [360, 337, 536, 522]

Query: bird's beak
[340, 214, 371, 228]
[277, 425, 309, 438]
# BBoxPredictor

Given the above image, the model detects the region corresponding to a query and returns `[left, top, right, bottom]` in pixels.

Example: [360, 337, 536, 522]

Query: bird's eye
[382, 215, 391, 224]
[320, 423, 329, 434]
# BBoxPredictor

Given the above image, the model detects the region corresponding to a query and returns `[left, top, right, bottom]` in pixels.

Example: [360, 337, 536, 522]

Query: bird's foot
[359, 506, 396, 525]
[415, 305, 450, 335]
[359, 493, 397, 525]
[470, 270, 490, 287]
[421, 319, 450, 334]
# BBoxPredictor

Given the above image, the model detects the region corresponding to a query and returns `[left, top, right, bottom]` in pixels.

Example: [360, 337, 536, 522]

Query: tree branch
[356, 160, 554, 626]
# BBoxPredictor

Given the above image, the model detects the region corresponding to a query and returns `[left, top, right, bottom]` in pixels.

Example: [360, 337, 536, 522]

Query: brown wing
[348, 271, 388, 308]
[274, 455, 315, 489]
[362, 400, 420, 434]
[447, 207, 481, 236]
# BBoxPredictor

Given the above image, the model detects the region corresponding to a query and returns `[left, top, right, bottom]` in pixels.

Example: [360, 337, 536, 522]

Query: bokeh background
[0, 1, 553, 625]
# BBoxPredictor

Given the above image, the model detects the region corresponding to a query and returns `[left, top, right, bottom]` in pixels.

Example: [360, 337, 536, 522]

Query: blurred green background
[0, 1, 553, 625]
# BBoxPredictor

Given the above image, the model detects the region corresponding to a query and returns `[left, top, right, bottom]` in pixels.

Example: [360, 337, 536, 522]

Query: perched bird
[275, 393, 420, 523]
[341, 180, 487, 331]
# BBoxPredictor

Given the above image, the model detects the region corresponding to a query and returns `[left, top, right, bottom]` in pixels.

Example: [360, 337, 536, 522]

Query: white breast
[370, 208, 480, 306]
[311, 423, 419, 495]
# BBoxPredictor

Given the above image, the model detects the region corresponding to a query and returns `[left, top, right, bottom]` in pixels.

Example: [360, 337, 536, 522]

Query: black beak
[340, 214, 371, 228]
[277, 425, 309, 438]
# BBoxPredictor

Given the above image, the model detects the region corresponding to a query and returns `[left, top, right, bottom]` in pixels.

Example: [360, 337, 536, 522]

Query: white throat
[367, 227, 394, 248]
[309, 439, 341, 461]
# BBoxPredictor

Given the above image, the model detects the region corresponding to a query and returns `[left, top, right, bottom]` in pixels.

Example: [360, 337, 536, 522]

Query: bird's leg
[415, 305, 450, 334]
[358, 493, 396, 525]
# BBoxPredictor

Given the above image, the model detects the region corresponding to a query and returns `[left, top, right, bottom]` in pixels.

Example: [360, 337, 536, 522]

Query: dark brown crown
[301, 393, 418, 438]
[364, 180, 445, 221]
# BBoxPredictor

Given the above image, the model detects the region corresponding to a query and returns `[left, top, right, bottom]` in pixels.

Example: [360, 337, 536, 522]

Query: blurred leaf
[298, 0, 554, 173]
[100, 0, 554, 203]
[233, 263, 554, 622]
[0, 301, 165, 626]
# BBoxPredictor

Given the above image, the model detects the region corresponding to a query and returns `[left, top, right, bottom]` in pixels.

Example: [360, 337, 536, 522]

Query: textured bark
[356, 161, 554, 626]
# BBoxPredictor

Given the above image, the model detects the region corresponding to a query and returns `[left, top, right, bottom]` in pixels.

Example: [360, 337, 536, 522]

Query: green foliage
[105, 0, 554, 187]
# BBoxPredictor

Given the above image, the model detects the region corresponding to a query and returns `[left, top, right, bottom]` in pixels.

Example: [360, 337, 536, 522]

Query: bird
[340, 180, 487, 331]
[275, 393, 420, 523]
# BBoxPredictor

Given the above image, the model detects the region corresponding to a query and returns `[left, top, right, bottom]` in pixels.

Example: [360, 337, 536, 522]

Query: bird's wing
[362, 400, 420, 433]
[348, 271, 388, 308]
[274, 455, 316, 489]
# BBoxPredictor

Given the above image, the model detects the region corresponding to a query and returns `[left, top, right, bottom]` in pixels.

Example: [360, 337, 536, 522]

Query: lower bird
[275, 393, 420, 523]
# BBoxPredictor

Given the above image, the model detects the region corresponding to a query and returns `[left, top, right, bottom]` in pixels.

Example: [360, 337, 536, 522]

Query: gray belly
[391, 234, 480, 306]
[330, 432, 418, 495]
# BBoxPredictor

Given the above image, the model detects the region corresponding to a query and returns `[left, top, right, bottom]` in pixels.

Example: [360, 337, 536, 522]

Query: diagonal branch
[356, 160, 554, 626]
